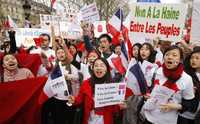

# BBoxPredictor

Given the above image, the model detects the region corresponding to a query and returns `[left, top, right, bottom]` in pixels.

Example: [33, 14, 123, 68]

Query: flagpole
[119, 7, 123, 32]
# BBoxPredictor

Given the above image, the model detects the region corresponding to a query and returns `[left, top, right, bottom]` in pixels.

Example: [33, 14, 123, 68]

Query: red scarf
[162, 63, 184, 92]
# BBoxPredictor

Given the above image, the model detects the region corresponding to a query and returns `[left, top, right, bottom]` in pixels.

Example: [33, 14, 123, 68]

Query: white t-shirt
[80, 63, 91, 81]
[54, 63, 80, 100]
[30, 48, 56, 76]
[143, 67, 194, 124]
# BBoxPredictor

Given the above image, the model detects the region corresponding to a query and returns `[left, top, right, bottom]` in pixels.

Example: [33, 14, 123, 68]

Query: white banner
[65, 23, 82, 39]
[93, 21, 107, 38]
[80, 3, 100, 23]
[94, 83, 126, 108]
[40, 14, 63, 36]
[40, 14, 82, 39]
[129, 3, 188, 43]
[15, 28, 50, 47]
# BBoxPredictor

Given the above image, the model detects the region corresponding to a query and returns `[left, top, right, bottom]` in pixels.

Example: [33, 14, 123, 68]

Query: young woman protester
[41, 40, 81, 124]
[142, 46, 196, 124]
[125, 43, 142, 73]
[0, 54, 34, 82]
[126, 42, 158, 95]
[178, 46, 200, 124]
[70, 49, 100, 81]
[132, 43, 142, 60]
[68, 58, 123, 124]
[69, 44, 83, 63]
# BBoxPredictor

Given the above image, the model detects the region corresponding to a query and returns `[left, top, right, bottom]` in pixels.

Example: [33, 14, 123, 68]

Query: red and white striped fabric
[107, 8, 123, 39]
[106, 9, 128, 74]
[122, 13, 133, 60]
[51, 0, 56, 9]
[106, 53, 126, 75]
[4, 15, 18, 28]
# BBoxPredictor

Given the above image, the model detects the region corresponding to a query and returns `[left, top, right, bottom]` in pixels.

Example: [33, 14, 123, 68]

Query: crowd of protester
[0, 22, 200, 124]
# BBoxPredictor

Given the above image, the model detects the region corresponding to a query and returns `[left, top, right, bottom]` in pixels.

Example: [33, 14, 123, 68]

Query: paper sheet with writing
[50, 76, 68, 95]
[143, 85, 175, 111]
[88, 110, 104, 124]
[94, 83, 126, 108]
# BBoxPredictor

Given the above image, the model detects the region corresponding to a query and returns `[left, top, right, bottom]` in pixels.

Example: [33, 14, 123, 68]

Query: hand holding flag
[33, 37, 43, 47]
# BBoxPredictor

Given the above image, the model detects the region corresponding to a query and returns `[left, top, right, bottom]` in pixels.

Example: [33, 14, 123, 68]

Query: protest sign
[50, 76, 69, 95]
[80, 3, 100, 23]
[15, 28, 50, 47]
[93, 21, 107, 38]
[129, 3, 187, 43]
[94, 83, 126, 108]
[40, 14, 82, 39]
[65, 23, 82, 39]
[49, 64, 69, 95]
[40, 14, 61, 35]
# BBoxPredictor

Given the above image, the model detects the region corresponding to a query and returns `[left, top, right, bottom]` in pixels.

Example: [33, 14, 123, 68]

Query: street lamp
[23, 0, 31, 19]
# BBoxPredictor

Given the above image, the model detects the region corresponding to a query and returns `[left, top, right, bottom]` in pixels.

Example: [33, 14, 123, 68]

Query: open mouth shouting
[7, 62, 17, 70]
[94, 69, 105, 78]
[3, 54, 18, 71]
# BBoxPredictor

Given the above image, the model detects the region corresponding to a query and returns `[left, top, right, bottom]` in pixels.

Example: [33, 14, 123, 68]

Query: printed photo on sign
[94, 83, 126, 108]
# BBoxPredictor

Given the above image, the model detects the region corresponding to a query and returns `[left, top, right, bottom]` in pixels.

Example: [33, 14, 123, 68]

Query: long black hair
[89, 58, 112, 94]
[138, 42, 156, 63]
[132, 43, 142, 59]
[184, 46, 200, 99]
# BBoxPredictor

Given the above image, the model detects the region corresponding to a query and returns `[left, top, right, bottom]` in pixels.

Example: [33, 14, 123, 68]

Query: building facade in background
[0, 0, 52, 27]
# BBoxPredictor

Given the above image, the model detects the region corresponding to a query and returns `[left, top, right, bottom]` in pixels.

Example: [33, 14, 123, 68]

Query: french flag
[120, 39, 129, 69]
[106, 8, 123, 41]
[122, 13, 133, 60]
[106, 53, 126, 75]
[111, 56, 127, 75]
[38, 64, 64, 104]
[125, 61, 148, 95]
[107, 8, 128, 71]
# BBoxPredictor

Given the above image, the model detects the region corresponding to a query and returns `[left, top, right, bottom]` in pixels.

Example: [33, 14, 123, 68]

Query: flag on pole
[51, 0, 56, 10]
[106, 53, 127, 75]
[126, 62, 148, 95]
[38, 64, 68, 104]
[7, 15, 18, 28]
[122, 13, 133, 60]
[106, 8, 129, 71]
[106, 8, 123, 45]
[111, 56, 127, 75]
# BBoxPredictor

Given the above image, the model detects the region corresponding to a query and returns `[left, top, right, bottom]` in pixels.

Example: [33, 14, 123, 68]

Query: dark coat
[123, 95, 145, 124]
